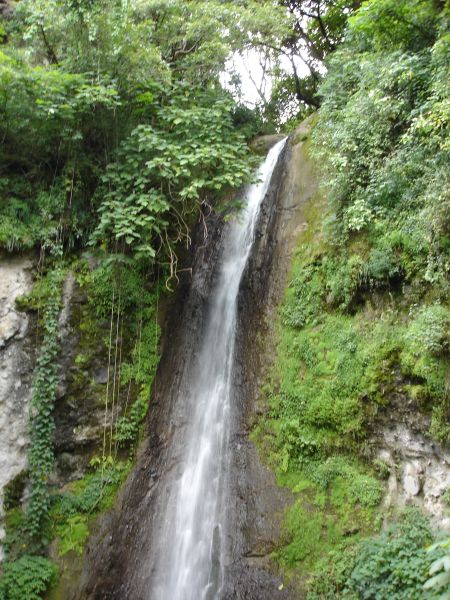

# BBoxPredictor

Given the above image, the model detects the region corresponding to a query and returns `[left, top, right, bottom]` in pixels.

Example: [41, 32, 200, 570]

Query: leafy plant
[0, 555, 57, 600]
[51, 460, 131, 558]
[54, 461, 129, 519]
[56, 515, 89, 557]
[425, 538, 450, 599]
[345, 512, 442, 600]
[93, 89, 255, 265]
[406, 305, 449, 356]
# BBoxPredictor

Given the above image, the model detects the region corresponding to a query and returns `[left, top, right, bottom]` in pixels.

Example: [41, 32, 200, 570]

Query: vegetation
[0, 555, 57, 600]
[307, 511, 444, 599]
[25, 269, 65, 546]
[1, 256, 161, 595]
[1, 1, 282, 593]
[0, 0, 449, 597]
[51, 459, 131, 557]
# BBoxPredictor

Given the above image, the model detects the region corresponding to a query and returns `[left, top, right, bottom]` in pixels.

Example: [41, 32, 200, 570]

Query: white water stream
[152, 139, 286, 600]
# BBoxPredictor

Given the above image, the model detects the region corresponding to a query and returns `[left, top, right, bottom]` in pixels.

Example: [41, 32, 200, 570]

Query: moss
[274, 465, 380, 575]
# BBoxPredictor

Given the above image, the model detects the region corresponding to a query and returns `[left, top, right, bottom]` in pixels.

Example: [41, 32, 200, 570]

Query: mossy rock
[4, 470, 28, 511]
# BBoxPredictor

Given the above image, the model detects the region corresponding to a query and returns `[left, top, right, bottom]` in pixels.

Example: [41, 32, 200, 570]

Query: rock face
[51, 269, 111, 483]
[250, 134, 287, 155]
[0, 0, 14, 19]
[0, 255, 35, 560]
[378, 424, 450, 530]
[223, 118, 319, 598]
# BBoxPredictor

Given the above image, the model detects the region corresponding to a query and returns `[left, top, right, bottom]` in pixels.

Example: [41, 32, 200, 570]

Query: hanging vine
[26, 268, 65, 544]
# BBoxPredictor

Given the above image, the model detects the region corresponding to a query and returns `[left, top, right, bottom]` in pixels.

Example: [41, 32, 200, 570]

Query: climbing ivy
[26, 268, 65, 543]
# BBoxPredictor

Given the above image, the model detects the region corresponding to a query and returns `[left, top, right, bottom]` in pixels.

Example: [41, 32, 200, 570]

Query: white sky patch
[221, 50, 311, 107]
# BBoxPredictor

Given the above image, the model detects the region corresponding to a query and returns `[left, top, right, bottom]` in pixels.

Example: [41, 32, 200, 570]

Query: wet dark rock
[93, 367, 109, 385]
[0, 0, 13, 19]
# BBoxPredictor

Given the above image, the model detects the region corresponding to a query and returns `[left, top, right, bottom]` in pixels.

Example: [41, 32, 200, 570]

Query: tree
[236, 0, 361, 124]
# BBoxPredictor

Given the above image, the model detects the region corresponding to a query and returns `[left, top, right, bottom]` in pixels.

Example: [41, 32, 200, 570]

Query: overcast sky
[222, 50, 311, 106]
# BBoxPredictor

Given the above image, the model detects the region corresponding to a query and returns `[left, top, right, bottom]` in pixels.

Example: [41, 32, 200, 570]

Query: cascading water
[152, 139, 286, 600]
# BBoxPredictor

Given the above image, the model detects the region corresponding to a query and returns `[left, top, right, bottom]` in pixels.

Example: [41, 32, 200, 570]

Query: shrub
[281, 262, 325, 328]
[307, 458, 382, 508]
[406, 304, 449, 356]
[0, 555, 57, 600]
[56, 515, 89, 557]
[345, 511, 442, 600]
[424, 538, 450, 598]
[365, 244, 401, 286]
[324, 255, 364, 312]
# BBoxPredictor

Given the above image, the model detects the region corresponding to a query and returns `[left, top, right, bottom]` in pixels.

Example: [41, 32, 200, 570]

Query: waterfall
[152, 139, 287, 600]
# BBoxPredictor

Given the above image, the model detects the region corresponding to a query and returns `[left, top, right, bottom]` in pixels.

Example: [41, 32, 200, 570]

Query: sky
[221, 49, 311, 107]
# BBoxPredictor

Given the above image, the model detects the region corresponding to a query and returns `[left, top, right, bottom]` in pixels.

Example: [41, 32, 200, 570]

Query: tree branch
[40, 25, 59, 65]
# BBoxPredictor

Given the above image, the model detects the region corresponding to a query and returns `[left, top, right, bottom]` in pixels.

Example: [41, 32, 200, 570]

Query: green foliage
[75, 256, 161, 446]
[0, 0, 287, 259]
[259, 177, 449, 588]
[406, 304, 449, 356]
[0, 555, 57, 600]
[306, 545, 359, 600]
[324, 255, 365, 311]
[0, 54, 121, 251]
[305, 512, 442, 600]
[55, 515, 89, 557]
[93, 89, 255, 261]
[113, 392, 149, 445]
[86, 256, 153, 319]
[306, 458, 383, 508]
[425, 538, 450, 599]
[51, 460, 130, 557]
[16, 269, 62, 314]
[281, 261, 325, 327]
[1, 508, 26, 562]
[313, 0, 449, 287]
[257, 3, 449, 585]
[345, 512, 441, 600]
[274, 464, 380, 574]
[261, 306, 404, 478]
[26, 269, 64, 544]
[348, 0, 437, 52]
[55, 460, 130, 518]
[114, 310, 160, 445]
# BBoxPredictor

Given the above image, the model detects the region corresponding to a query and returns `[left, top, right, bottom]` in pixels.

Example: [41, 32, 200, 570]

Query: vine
[25, 268, 65, 544]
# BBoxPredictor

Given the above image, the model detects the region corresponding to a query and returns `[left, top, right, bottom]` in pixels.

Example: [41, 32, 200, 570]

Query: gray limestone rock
[0, 256, 34, 559]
